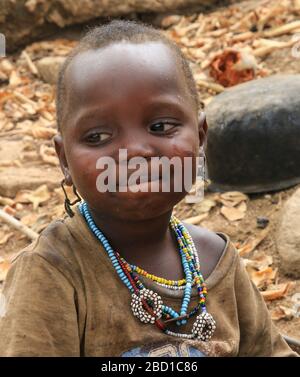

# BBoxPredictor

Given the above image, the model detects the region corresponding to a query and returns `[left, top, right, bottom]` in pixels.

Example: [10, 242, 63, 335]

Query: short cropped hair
[56, 20, 199, 131]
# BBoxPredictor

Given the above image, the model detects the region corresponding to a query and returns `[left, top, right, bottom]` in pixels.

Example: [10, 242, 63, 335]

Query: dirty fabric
[0, 207, 297, 357]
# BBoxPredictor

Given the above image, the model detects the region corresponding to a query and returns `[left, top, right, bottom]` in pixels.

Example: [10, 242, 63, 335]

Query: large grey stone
[276, 187, 300, 278]
[206, 75, 300, 193]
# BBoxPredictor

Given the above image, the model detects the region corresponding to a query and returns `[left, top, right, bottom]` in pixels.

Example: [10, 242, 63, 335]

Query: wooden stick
[22, 51, 39, 76]
[231, 31, 254, 42]
[0, 209, 38, 240]
[196, 79, 225, 93]
[253, 39, 298, 57]
[263, 20, 300, 38]
[13, 91, 37, 107]
[255, 38, 296, 48]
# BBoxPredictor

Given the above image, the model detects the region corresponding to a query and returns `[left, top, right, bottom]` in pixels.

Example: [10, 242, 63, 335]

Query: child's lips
[116, 175, 162, 190]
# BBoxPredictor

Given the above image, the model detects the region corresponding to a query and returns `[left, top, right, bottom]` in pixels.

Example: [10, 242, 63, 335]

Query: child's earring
[61, 178, 82, 217]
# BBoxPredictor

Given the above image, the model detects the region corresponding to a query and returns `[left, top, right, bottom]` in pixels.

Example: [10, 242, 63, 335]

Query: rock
[36, 56, 66, 85]
[0, 0, 241, 51]
[0, 140, 62, 197]
[206, 75, 300, 193]
[276, 187, 300, 278]
[0, 167, 63, 198]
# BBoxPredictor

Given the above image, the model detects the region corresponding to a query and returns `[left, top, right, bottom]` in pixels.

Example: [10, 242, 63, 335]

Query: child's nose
[120, 133, 156, 160]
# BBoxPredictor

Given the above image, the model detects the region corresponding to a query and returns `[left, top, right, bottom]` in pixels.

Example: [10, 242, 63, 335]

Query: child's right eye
[85, 132, 111, 144]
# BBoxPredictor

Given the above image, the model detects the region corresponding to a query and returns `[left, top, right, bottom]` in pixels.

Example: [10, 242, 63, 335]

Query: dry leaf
[0, 160, 14, 167]
[0, 59, 14, 74]
[271, 306, 296, 321]
[220, 205, 246, 221]
[25, 0, 38, 13]
[237, 201, 247, 213]
[9, 70, 22, 86]
[15, 203, 23, 211]
[246, 266, 277, 288]
[183, 213, 209, 224]
[39, 144, 59, 166]
[0, 260, 11, 281]
[261, 282, 295, 301]
[197, 199, 217, 213]
[161, 15, 182, 28]
[3, 205, 16, 217]
[0, 196, 14, 206]
[21, 103, 36, 115]
[31, 126, 56, 139]
[15, 184, 51, 210]
[50, 204, 65, 219]
[21, 213, 39, 227]
[0, 232, 14, 245]
[245, 254, 273, 270]
[20, 151, 39, 162]
[237, 228, 269, 256]
[219, 191, 248, 207]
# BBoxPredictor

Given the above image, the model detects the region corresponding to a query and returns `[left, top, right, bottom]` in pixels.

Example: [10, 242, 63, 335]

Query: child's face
[55, 41, 206, 221]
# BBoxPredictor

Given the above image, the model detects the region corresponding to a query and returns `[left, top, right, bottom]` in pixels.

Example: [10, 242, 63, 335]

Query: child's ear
[53, 134, 73, 186]
[198, 111, 208, 148]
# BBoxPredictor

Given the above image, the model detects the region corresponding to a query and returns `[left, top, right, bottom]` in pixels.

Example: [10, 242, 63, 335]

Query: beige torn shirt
[0, 207, 297, 357]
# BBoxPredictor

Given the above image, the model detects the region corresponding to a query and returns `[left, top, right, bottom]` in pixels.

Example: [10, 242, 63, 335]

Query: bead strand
[79, 201, 216, 341]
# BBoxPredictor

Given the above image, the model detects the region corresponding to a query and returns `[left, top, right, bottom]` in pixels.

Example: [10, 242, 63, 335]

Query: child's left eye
[149, 122, 178, 133]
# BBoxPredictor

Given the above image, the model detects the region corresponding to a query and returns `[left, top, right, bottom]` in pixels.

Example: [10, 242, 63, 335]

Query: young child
[0, 20, 297, 357]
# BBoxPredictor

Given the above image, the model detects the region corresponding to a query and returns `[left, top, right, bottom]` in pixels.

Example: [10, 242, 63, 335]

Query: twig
[263, 20, 300, 38]
[253, 39, 298, 57]
[0, 209, 38, 240]
[22, 51, 39, 76]
[196, 79, 225, 93]
[13, 91, 37, 107]
[231, 31, 254, 42]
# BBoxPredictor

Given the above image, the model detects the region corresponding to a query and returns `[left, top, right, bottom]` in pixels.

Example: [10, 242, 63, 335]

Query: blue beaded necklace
[79, 201, 216, 341]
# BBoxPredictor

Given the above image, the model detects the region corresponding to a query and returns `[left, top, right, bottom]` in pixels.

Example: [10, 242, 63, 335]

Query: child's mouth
[116, 175, 162, 192]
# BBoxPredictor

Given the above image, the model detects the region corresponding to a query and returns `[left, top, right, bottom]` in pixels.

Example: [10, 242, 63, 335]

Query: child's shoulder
[183, 222, 228, 280]
[10, 216, 82, 282]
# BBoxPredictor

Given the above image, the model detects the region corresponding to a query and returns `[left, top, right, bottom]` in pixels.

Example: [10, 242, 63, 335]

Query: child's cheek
[169, 136, 198, 159]
[67, 148, 105, 195]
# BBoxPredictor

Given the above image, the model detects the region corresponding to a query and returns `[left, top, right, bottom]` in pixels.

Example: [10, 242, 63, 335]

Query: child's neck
[88, 208, 184, 279]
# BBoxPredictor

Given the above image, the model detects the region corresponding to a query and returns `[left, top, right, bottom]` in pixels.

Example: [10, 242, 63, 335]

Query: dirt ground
[0, 0, 300, 353]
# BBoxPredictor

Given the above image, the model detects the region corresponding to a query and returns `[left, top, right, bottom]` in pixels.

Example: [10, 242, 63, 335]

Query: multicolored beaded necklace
[79, 201, 216, 341]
